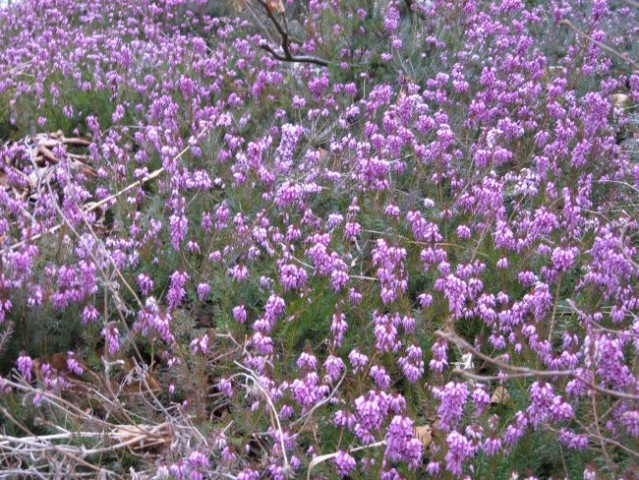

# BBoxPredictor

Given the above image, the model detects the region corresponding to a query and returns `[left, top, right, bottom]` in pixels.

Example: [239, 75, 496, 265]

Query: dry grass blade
[306, 441, 386, 480]
[110, 423, 171, 452]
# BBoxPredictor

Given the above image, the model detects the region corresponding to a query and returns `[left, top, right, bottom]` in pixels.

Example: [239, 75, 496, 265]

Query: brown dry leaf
[414, 425, 432, 448]
[267, 0, 285, 13]
[317, 148, 329, 162]
[63, 137, 91, 147]
[490, 386, 512, 405]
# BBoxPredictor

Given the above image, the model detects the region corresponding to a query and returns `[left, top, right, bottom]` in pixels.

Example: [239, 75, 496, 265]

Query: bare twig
[292, 374, 346, 429]
[560, 20, 639, 71]
[259, 44, 330, 67]
[254, 0, 330, 67]
[437, 328, 639, 400]
[0, 406, 125, 480]
[306, 440, 386, 480]
[232, 362, 291, 472]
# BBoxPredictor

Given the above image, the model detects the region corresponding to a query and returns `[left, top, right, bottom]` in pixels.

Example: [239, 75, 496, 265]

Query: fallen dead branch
[0, 422, 170, 456]
[3, 124, 209, 253]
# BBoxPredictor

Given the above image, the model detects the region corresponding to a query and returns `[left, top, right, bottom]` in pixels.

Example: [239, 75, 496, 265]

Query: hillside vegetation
[0, 0, 639, 478]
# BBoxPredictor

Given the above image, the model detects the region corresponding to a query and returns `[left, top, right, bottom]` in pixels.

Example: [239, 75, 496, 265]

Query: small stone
[611, 93, 630, 109]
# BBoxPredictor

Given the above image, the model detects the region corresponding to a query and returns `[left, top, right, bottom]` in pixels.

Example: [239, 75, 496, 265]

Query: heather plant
[0, 0, 639, 479]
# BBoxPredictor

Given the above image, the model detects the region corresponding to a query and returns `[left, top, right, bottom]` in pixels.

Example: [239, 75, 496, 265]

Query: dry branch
[254, 0, 330, 67]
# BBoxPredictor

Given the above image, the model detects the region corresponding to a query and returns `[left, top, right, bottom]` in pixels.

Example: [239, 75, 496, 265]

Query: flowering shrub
[0, 0, 639, 478]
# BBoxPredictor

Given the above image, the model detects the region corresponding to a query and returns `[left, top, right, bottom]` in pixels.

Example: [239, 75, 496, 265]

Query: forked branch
[254, 0, 330, 67]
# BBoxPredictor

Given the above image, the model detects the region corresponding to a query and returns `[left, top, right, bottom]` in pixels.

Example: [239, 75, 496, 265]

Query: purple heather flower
[196, 283, 210, 301]
[167, 271, 189, 309]
[296, 352, 318, 371]
[237, 469, 259, 480]
[398, 344, 424, 383]
[621, 410, 639, 437]
[445, 431, 476, 477]
[232, 305, 247, 324]
[66, 353, 84, 375]
[583, 466, 597, 480]
[370, 365, 391, 390]
[355, 390, 390, 432]
[334, 410, 356, 429]
[558, 428, 589, 449]
[278, 262, 308, 291]
[426, 461, 441, 475]
[189, 334, 209, 355]
[101, 325, 120, 356]
[17, 354, 33, 382]
[551, 246, 576, 272]
[434, 382, 469, 431]
[81, 304, 100, 324]
[291, 372, 326, 409]
[324, 355, 345, 383]
[373, 311, 401, 353]
[384, 5, 400, 32]
[385, 415, 422, 468]
[483, 437, 502, 457]
[334, 450, 356, 476]
[472, 384, 491, 414]
[348, 349, 369, 373]
[344, 221, 361, 241]
[216, 377, 233, 398]
[349, 288, 362, 305]
[228, 264, 249, 282]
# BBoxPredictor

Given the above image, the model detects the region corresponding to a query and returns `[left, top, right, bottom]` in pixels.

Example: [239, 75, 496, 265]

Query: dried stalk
[437, 328, 639, 400]
[560, 19, 639, 71]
